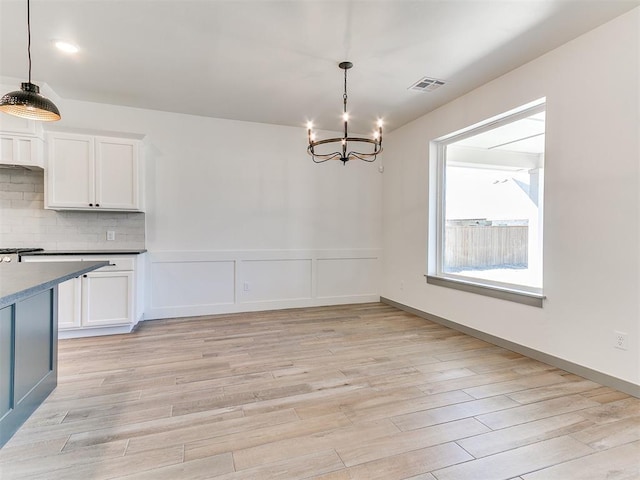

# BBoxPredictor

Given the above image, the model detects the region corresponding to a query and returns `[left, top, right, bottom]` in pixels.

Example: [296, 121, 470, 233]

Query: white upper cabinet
[0, 113, 44, 168]
[45, 132, 143, 211]
[0, 135, 44, 169]
[0, 113, 39, 136]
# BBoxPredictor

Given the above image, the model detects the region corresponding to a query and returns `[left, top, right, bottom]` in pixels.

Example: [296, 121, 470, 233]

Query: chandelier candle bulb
[305, 61, 383, 164]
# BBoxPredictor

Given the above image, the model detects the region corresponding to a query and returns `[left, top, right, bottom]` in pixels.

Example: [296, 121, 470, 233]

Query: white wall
[382, 8, 640, 387]
[44, 99, 382, 318]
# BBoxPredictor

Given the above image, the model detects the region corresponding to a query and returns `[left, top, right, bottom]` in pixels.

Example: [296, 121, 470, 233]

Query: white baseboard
[144, 294, 379, 320]
[381, 296, 640, 399]
[58, 324, 134, 339]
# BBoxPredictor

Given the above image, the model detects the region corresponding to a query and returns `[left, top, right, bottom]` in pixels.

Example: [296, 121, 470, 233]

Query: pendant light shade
[0, 82, 61, 121]
[0, 0, 61, 122]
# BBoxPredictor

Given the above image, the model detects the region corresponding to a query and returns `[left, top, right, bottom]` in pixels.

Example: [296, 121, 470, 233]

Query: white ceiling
[0, 0, 637, 133]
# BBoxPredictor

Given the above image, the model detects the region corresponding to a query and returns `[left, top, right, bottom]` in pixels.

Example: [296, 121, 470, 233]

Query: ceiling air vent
[409, 76, 446, 92]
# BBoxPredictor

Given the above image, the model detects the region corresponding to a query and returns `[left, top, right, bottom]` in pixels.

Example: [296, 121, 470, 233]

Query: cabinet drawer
[22, 255, 135, 272]
[89, 257, 135, 271]
[21, 255, 80, 263]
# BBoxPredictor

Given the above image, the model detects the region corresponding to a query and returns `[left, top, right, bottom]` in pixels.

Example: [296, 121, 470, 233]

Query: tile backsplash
[0, 168, 145, 250]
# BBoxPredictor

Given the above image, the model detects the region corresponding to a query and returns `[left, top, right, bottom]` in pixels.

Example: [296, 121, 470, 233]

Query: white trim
[58, 324, 133, 339]
[425, 275, 544, 308]
[428, 99, 546, 297]
[145, 295, 380, 320]
[435, 98, 546, 144]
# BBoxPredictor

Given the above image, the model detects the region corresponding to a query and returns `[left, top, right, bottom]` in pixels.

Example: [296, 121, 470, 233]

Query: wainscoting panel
[240, 259, 312, 303]
[145, 249, 381, 319]
[317, 257, 379, 299]
[150, 259, 236, 309]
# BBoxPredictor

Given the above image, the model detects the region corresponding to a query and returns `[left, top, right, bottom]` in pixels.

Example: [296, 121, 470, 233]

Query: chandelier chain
[343, 67, 348, 113]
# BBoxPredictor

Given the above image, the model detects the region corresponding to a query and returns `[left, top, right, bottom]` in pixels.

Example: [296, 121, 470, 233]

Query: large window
[428, 100, 545, 306]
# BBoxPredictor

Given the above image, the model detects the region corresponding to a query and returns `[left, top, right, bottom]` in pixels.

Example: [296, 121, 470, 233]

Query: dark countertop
[0, 261, 108, 309]
[21, 249, 147, 257]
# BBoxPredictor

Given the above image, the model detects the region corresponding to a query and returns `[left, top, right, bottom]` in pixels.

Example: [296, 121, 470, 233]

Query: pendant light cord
[27, 0, 32, 83]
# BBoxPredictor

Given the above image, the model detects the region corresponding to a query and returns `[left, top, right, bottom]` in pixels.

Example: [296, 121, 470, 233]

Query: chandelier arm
[309, 137, 345, 148]
[348, 152, 378, 162]
[308, 151, 342, 161]
[311, 154, 341, 163]
[347, 148, 381, 158]
[307, 146, 343, 162]
[309, 137, 381, 148]
[346, 138, 383, 161]
[312, 156, 336, 163]
[343, 137, 381, 145]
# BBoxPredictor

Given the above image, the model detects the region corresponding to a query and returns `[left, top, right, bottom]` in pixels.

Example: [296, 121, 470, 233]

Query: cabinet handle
[89, 203, 93, 207]
[83, 274, 87, 278]
[96, 203, 100, 207]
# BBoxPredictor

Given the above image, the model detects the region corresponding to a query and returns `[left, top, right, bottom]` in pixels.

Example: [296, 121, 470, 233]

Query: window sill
[425, 275, 545, 308]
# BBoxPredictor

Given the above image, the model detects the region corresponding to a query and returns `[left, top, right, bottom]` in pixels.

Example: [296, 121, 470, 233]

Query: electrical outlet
[613, 331, 628, 350]
[106, 230, 115, 241]
[243, 282, 250, 292]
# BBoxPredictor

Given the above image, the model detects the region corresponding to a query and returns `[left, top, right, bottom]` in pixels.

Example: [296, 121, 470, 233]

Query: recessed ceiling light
[55, 41, 79, 54]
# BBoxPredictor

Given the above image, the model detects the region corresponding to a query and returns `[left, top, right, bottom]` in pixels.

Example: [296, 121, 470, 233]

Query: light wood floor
[1, 303, 639, 479]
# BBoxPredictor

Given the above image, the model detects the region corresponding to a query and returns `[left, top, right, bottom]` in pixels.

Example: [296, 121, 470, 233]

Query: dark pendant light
[0, 0, 61, 121]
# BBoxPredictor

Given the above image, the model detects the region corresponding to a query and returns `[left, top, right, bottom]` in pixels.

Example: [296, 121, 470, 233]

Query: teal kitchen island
[0, 260, 107, 447]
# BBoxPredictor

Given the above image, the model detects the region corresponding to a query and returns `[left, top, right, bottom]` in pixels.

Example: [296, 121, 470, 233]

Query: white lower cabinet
[82, 271, 133, 327]
[22, 254, 142, 337]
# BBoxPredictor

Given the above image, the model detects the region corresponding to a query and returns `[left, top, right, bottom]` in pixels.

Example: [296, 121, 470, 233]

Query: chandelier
[306, 61, 382, 164]
[0, 0, 61, 121]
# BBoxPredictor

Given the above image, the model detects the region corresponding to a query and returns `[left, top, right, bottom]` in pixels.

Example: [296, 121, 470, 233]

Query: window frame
[427, 99, 546, 307]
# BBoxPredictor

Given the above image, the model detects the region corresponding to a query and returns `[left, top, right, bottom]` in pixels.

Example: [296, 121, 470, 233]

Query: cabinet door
[57, 278, 82, 330]
[82, 271, 133, 327]
[46, 134, 95, 209]
[95, 137, 139, 210]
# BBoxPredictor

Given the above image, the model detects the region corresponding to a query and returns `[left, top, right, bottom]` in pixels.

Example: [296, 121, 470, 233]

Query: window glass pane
[442, 110, 544, 289]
